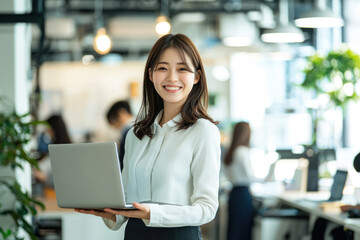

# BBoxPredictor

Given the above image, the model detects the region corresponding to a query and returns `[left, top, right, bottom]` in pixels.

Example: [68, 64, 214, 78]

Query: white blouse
[223, 146, 255, 187]
[103, 112, 221, 229]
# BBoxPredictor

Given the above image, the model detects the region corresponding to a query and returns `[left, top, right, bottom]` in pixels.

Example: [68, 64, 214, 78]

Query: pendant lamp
[295, 0, 344, 28]
[261, 0, 305, 43]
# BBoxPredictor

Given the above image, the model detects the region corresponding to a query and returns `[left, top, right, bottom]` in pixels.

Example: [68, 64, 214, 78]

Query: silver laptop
[48, 142, 134, 210]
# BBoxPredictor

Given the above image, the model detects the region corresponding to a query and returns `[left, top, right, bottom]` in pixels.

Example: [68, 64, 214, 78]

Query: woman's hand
[104, 202, 150, 220]
[74, 202, 150, 221]
[74, 209, 116, 222]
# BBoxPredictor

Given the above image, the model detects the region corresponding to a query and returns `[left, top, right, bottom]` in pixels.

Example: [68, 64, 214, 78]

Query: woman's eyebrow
[157, 61, 187, 65]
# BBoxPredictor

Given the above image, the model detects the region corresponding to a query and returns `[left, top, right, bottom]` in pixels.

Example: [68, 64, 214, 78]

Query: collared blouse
[103, 112, 221, 229]
[223, 146, 255, 187]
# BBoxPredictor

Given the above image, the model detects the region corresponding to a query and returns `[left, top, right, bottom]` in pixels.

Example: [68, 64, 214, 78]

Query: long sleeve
[236, 147, 255, 181]
[143, 122, 221, 227]
[102, 215, 127, 230]
[224, 146, 259, 186]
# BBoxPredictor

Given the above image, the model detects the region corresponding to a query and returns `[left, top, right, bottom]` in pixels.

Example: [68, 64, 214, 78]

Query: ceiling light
[295, 0, 344, 28]
[93, 0, 111, 54]
[155, 16, 171, 35]
[219, 13, 258, 47]
[261, 0, 304, 43]
[156, 0, 171, 36]
[93, 28, 112, 55]
[261, 24, 305, 43]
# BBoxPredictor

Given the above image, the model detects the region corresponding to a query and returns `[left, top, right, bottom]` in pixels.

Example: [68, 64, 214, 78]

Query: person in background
[75, 33, 221, 240]
[223, 121, 254, 240]
[34, 114, 72, 187]
[106, 100, 134, 171]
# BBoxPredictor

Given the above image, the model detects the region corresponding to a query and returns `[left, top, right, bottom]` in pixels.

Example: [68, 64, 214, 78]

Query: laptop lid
[48, 142, 133, 210]
[328, 170, 348, 201]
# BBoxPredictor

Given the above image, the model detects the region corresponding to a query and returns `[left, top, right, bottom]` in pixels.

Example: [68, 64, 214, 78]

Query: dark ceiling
[0, 0, 332, 63]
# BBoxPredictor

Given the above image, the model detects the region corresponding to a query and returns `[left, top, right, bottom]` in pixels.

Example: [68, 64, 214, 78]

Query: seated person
[33, 115, 72, 194]
[106, 100, 134, 171]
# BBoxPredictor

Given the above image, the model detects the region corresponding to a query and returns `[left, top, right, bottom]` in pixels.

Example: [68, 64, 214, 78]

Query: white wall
[38, 61, 145, 142]
[229, 52, 312, 150]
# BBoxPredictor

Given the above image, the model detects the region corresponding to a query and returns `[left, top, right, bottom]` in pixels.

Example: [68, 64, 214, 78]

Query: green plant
[300, 48, 360, 146]
[0, 96, 45, 240]
[301, 48, 360, 108]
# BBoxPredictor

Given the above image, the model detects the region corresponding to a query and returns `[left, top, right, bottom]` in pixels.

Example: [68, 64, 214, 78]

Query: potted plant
[0, 96, 45, 240]
[300, 48, 360, 146]
[297, 48, 360, 191]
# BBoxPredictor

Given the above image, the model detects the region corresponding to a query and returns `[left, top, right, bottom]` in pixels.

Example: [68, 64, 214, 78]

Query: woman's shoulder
[124, 126, 152, 153]
[193, 118, 218, 129]
[192, 118, 220, 137]
[125, 126, 141, 143]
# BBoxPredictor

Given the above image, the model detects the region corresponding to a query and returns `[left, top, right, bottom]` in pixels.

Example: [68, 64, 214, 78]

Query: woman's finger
[75, 209, 106, 216]
[132, 202, 145, 210]
[103, 208, 135, 215]
[104, 203, 150, 219]
[104, 208, 141, 217]
[75, 208, 116, 221]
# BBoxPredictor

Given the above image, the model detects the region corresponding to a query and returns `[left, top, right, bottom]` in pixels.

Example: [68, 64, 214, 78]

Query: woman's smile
[163, 85, 182, 92]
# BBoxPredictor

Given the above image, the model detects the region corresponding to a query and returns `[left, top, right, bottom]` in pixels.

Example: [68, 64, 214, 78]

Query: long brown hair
[224, 122, 251, 165]
[47, 115, 72, 144]
[134, 33, 217, 139]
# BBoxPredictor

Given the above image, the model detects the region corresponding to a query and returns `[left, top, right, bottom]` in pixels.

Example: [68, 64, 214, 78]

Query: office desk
[278, 192, 360, 240]
[36, 197, 126, 240]
[251, 183, 360, 240]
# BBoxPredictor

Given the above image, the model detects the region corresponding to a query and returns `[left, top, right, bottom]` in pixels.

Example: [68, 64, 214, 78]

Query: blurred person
[34, 114, 72, 188]
[106, 100, 134, 171]
[223, 121, 254, 240]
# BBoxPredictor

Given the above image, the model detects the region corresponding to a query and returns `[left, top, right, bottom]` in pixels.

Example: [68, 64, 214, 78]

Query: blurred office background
[1, 0, 360, 239]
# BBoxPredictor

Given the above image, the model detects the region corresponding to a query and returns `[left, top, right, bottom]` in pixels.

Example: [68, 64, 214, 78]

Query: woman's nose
[168, 69, 178, 82]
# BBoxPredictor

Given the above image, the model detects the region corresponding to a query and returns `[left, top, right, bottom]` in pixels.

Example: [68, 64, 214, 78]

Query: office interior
[1, 0, 360, 239]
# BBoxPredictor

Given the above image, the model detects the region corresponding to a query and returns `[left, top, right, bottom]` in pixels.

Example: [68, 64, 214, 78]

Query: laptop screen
[329, 170, 348, 201]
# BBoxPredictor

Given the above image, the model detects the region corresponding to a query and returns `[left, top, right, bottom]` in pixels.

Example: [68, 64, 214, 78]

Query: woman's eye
[157, 67, 167, 71]
[179, 68, 189, 72]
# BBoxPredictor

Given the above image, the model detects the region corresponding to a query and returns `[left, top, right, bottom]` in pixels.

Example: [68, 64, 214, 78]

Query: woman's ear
[194, 70, 201, 84]
[149, 68, 153, 82]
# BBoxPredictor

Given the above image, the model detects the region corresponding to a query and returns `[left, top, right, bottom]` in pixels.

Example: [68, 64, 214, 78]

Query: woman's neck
[160, 103, 182, 126]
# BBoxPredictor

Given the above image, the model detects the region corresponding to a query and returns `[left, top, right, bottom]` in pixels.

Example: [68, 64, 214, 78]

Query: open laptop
[303, 169, 348, 202]
[48, 142, 134, 210]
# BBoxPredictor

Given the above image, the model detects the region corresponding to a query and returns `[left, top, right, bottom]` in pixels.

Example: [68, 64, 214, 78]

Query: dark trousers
[227, 186, 254, 240]
[124, 218, 203, 240]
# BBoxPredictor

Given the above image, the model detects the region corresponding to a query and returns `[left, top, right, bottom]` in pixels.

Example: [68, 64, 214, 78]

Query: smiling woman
[149, 47, 200, 119]
[75, 34, 221, 240]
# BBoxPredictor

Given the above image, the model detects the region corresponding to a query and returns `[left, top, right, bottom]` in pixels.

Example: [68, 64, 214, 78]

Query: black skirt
[124, 218, 203, 240]
[227, 186, 254, 240]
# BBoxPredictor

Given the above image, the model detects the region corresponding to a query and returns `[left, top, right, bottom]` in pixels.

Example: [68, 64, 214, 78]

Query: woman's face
[149, 47, 199, 110]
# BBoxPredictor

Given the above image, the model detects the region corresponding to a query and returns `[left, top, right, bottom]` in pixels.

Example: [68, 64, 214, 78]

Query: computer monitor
[276, 148, 336, 192]
[328, 170, 348, 201]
